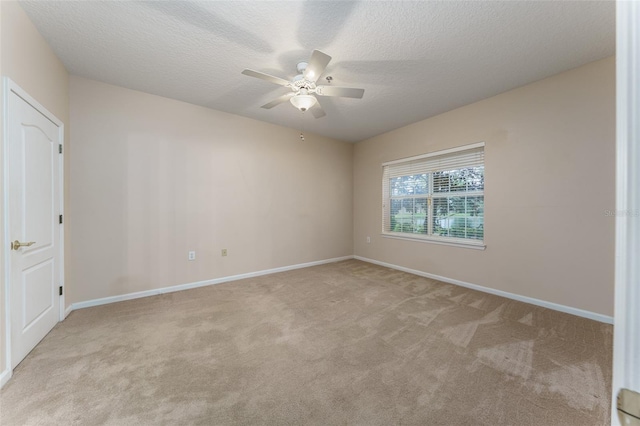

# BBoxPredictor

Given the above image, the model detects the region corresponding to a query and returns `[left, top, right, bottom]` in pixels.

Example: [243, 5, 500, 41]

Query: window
[382, 143, 485, 248]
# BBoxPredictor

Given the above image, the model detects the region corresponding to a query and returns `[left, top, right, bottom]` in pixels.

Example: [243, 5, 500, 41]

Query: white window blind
[382, 143, 485, 247]
[384, 145, 484, 176]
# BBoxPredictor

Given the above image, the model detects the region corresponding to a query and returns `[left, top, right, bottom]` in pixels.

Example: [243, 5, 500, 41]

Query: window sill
[381, 232, 486, 250]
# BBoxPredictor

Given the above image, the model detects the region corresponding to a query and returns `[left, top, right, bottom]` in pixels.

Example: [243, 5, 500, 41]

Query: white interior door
[7, 84, 63, 369]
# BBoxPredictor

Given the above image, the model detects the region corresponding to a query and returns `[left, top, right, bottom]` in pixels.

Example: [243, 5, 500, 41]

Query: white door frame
[612, 1, 640, 424]
[2, 78, 65, 384]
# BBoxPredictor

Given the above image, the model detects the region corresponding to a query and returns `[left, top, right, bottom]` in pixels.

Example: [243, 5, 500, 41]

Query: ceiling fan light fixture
[290, 94, 317, 112]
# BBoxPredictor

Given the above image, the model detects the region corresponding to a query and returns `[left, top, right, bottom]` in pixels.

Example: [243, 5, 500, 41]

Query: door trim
[2, 78, 65, 386]
[613, 1, 640, 424]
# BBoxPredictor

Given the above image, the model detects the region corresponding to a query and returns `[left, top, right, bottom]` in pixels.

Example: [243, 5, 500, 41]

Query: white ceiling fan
[241, 50, 365, 118]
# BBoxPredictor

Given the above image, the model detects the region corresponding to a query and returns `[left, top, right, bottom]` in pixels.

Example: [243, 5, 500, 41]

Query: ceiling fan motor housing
[292, 74, 316, 92]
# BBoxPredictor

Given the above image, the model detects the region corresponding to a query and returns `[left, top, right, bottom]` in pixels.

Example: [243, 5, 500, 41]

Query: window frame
[381, 142, 486, 250]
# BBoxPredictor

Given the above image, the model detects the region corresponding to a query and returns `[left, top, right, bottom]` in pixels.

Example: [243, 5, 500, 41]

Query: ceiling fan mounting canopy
[296, 61, 308, 74]
[241, 50, 365, 118]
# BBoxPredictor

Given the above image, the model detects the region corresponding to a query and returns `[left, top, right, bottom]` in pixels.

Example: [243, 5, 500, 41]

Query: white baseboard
[71, 255, 354, 311]
[354, 256, 614, 324]
[67, 254, 613, 324]
[64, 304, 73, 318]
[0, 368, 11, 388]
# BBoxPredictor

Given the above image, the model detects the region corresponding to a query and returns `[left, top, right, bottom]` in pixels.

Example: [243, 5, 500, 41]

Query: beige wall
[0, 2, 69, 380]
[353, 57, 615, 317]
[69, 76, 353, 304]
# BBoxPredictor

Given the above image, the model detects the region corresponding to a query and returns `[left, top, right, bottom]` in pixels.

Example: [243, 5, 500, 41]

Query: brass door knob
[11, 240, 36, 250]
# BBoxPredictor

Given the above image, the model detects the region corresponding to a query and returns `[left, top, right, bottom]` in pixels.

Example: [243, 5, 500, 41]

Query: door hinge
[59, 214, 63, 224]
[59, 144, 62, 154]
[59, 286, 63, 296]
[618, 388, 640, 425]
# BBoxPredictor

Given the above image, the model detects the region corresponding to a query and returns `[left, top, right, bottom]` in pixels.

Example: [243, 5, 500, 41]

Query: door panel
[24, 125, 55, 249]
[8, 89, 61, 369]
[23, 260, 54, 330]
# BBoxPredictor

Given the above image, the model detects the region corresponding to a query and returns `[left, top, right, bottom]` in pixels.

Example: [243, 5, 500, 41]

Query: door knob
[11, 240, 36, 250]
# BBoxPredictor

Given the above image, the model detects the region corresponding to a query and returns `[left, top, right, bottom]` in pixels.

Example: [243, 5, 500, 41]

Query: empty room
[1, 1, 639, 425]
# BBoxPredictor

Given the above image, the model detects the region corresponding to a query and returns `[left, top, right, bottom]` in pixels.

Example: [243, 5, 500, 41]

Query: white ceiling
[20, 1, 615, 143]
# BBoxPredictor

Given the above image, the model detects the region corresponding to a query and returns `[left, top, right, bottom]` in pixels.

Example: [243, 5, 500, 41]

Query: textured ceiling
[20, 1, 615, 142]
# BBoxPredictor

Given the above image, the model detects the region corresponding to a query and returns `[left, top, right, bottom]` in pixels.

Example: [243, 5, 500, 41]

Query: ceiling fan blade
[310, 103, 326, 119]
[315, 86, 365, 99]
[242, 69, 290, 86]
[261, 92, 295, 109]
[303, 50, 331, 82]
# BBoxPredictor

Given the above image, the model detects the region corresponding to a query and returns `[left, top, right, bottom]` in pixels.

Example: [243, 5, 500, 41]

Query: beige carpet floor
[0, 260, 612, 425]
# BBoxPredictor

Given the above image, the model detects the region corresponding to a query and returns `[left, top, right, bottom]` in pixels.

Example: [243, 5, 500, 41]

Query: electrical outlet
[366, 236, 371, 243]
[188, 251, 196, 261]
[221, 249, 228, 257]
